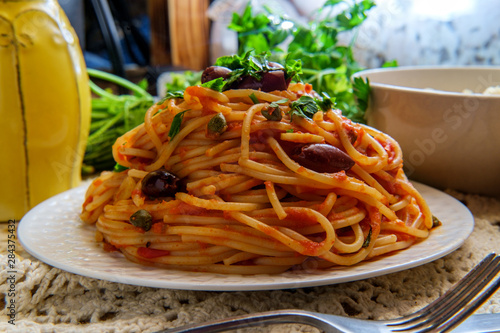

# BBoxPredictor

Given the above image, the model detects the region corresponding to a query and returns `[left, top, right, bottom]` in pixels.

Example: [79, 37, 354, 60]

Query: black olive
[234, 70, 288, 92]
[260, 70, 287, 92]
[235, 75, 262, 90]
[201, 66, 232, 83]
[290, 144, 355, 173]
[141, 170, 181, 197]
[130, 209, 153, 231]
[268, 62, 284, 69]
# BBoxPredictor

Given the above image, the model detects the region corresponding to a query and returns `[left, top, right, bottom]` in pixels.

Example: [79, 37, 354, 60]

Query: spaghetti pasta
[81, 57, 436, 275]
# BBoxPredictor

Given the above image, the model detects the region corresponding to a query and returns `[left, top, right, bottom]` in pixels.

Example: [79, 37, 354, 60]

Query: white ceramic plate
[18, 182, 474, 291]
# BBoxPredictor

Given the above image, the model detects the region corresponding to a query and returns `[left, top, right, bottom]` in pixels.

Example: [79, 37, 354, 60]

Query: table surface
[1, 188, 499, 333]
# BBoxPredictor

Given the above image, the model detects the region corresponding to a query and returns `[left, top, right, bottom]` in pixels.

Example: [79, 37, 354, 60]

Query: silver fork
[162, 253, 500, 333]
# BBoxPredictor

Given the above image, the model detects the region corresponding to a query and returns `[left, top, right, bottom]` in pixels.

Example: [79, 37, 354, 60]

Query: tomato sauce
[151, 222, 166, 234]
[283, 208, 319, 228]
[169, 202, 211, 216]
[137, 247, 170, 258]
[83, 195, 93, 207]
[103, 242, 118, 252]
[227, 122, 243, 132]
[298, 239, 323, 256]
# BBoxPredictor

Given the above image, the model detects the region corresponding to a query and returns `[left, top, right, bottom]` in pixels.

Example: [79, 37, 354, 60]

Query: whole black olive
[260, 70, 287, 92]
[234, 70, 287, 92]
[290, 144, 355, 173]
[141, 170, 181, 197]
[234, 75, 261, 90]
[268, 62, 284, 70]
[201, 66, 232, 83]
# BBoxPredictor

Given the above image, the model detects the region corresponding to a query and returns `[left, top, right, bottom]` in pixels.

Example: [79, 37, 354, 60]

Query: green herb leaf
[284, 58, 303, 81]
[169, 110, 188, 139]
[362, 227, 372, 248]
[315, 92, 336, 111]
[157, 91, 184, 105]
[269, 98, 289, 109]
[352, 77, 371, 114]
[382, 59, 399, 68]
[265, 99, 288, 121]
[85, 69, 154, 171]
[202, 77, 226, 92]
[289, 96, 320, 120]
[214, 51, 301, 91]
[165, 71, 202, 92]
[227, 1, 377, 123]
[249, 93, 260, 104]
[113, 163, 129, 172]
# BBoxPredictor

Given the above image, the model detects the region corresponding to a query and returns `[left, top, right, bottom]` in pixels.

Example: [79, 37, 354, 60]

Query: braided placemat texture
[1, 190, 499, 333]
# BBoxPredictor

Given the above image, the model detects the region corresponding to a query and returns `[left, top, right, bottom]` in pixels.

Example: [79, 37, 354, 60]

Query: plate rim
[18, 181, 474, 291]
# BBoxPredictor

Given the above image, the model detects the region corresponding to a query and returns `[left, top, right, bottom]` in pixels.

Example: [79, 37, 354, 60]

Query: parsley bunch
[228, 0, 377, 123]
[84, 69, 154, 173]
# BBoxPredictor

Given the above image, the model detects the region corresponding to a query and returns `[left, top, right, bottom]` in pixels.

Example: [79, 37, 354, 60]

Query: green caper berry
[261, 106, 282, 121]
[130, 209, 153, 231]
[432, 215, 442, 228]
[207, 112, 227, 137]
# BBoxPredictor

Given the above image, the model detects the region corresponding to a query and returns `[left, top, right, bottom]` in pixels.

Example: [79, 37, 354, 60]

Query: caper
[261, 106, 282, 121]
[130, 209, 153, 231]
[206, 112, 227, 138]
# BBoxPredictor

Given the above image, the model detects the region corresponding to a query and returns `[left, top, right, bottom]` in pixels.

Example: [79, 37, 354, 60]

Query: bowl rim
[351, 65, 500, 99]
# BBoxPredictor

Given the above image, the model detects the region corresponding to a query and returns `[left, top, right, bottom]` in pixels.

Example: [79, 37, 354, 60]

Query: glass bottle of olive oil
[0, 0, 91, 220]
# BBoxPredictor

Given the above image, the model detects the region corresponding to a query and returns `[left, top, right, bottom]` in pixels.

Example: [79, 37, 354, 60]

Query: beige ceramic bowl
[352, 66, 500, 196]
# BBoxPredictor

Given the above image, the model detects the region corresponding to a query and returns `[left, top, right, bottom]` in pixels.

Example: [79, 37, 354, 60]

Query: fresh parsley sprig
[228, 1, 376, 123]
[168, 110, 188, 139]
[84, 69, 154, 172]
[288, 93, 335, 121]
[289, 96, 319, 120]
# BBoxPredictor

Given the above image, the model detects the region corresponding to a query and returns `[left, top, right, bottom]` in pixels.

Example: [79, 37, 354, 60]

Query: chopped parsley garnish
[113, 163, 128, 172]
[168, 110, 188, 139]
[289, 96, 320, 120]
[249, 93, 260, 104]
[362, 227, 372, 248]
[201, 77, 226, 92]
[157, 90, 184, 105]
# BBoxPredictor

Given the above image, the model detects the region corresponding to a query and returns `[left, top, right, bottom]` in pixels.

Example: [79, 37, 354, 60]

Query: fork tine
[388, 253, 500, 332]
[418, 256, 500, 332]
[410, 257, 500, 333]
[435, 273, 500, 332]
